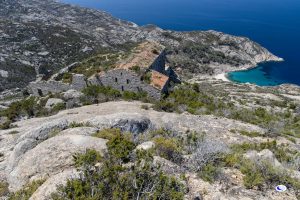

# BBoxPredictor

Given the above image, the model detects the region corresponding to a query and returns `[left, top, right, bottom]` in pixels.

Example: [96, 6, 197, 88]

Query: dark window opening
[37, 89, 43, 96]
[126, 79, 130, 84]
[121, 86, 124, 91]
[121, 72, 123, 76]
[115, 77, 118, 83]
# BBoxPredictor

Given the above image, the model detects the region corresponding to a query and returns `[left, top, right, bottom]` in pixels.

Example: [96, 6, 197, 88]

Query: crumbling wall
[99, 69, 161, 100]
[71, 74, 87, 90]
[28, 81, 71, 96]
[149, 50, 166, 74]
[28, 74, 87, 96]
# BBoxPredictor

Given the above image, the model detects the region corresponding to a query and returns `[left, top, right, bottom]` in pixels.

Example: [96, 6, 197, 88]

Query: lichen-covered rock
[136, 141, 155, 151]
[85, 113, 153, 136]
[6, 119, 69, 175]
[29, 169, 79, 200]
[244, 149, 282, 168]
[59, 127, 98, 136]
[62, 89, 84, 108]
[62, 90, 84, 100]
[7, 135, 107, 191]
[45, 98, 64, 109]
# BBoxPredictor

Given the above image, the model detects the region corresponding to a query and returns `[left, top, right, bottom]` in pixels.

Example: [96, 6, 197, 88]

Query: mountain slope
[0, 0, 281, 91]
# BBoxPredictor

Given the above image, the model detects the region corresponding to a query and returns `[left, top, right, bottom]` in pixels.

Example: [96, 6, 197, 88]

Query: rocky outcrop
[8, 135, 107, 191]
[62, 89, 84, 109]
[6, 119, 69, 175]
[45, 98, 64, 109]
[136, 141, 155, 151]
[0, 101, 299, 199]
[29, 169, 79, 200]
[85, 113, 153, 136]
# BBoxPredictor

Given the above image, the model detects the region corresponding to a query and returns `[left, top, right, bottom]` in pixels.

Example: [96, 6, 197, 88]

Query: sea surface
[62, 0, 300, 86]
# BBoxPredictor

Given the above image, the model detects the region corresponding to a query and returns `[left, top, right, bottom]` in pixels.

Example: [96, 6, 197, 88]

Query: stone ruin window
[121, 86, 124, 91]
[37, 88, 43, 96]
[127, 79, 130, 84]
[115, 77, 118, 83]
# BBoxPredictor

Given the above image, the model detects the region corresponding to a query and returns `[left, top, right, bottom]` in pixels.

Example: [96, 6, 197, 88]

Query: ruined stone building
[28, 41, 180, 100]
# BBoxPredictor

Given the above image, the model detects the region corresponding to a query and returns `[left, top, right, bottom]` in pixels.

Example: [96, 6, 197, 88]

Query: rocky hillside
[0, 0, 281, 91]
[0, 80, 299, 199]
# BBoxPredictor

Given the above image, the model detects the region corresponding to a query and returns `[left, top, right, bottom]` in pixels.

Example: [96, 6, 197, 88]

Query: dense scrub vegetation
[8, 180, 45, 200]
[51, 130, 186, 199]
[0, 95, 66, 129]
[81, 85, 150, 105]
[166, 41, 250, 78]
[153, 83, 300, 139]
[55, 42, 139, 81]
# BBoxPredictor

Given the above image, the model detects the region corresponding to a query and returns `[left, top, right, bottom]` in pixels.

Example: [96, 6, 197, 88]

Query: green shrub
[232, 141, 293, 164]
[141, 104, 149, 110]
[52, 136, 186, 199]
[0, 120, 12, 130]
[0, 182, 9, 197]
[239, 130, 261, 138]
[69, 122, 92, 128]
[198, 163, 221, 183]
[141, 71, 152, 84]
[122, 91, 147, 101]
[51, 102, 66, 113]
[9, 179, 45, 200]
[92, 128, 121, 140]
[240, 160, 265, 189]
[239, 159, 300, 196]
[129, 65, 141, 74]
[107, 131, 135, 162]
[61, 73, 72, 83]
[154, 137, 183, 163]
[0, 97, 38, 125]
[73, 149, 102, 168]
[82, 85, 121, 104]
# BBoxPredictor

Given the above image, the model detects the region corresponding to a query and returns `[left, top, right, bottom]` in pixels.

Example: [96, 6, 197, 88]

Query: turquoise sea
[62, 0, 300, 86]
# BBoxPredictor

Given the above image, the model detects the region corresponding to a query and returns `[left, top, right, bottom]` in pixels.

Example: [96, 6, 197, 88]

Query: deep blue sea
[62, 0, 300, 86]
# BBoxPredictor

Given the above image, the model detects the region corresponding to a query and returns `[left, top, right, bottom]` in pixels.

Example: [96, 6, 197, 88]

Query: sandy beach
[214, 73, 230, 82]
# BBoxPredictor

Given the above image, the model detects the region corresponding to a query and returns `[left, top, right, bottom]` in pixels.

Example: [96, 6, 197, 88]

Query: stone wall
[71, 74, 86, 91]
[99, 69, 161, 100]
[28, 81, 71, 96]
[28, 74, 87, 96]
[149, 50, 166, 74]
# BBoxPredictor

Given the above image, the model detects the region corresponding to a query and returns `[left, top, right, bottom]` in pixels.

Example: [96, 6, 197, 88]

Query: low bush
[198, 163, 221, 183]
[232, 141, 294, 164]
[9, 179, 45, 200]
[154, 137, 183, 164]
[92, 128, 121, 140]
[0, 182, 9, 197]
[52, 132, 186, 199]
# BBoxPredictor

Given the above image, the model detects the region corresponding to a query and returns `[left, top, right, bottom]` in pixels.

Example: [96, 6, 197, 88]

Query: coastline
[214, 57, 284, 84]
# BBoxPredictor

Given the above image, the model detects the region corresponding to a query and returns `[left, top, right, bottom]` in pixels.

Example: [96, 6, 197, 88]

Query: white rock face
[244, 149, 282, 168]
[0, 70, 8, 78]
[45, 98, 64, 109]
[8, 135, 107, 191]
[59, 127, 98, 136]
[136, 141, 155, 151]
[62, 90, 84, 100]
[29, 169, 79, 200]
